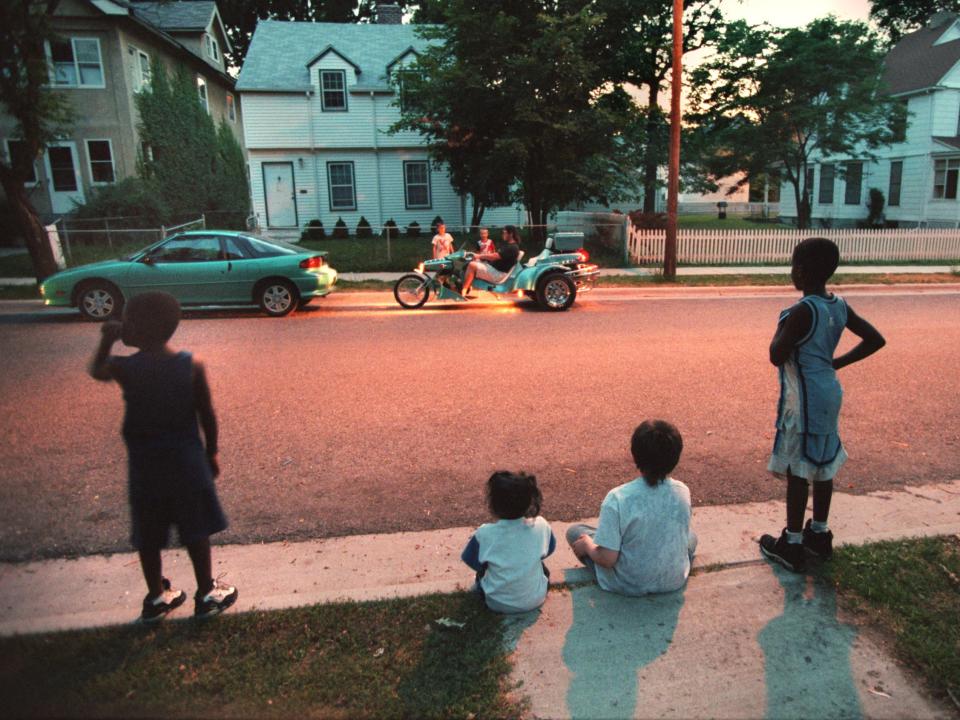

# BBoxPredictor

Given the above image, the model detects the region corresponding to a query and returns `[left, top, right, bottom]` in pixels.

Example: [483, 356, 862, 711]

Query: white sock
[810, 520, 829, 533]
[786, 530, 803, 544]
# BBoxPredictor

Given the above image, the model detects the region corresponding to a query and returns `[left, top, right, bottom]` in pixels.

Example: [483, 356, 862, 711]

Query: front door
[263, 162, 298, 228]
[45, 142, 85, 214]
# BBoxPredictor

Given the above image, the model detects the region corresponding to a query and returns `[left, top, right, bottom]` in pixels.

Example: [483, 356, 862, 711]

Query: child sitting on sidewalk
[461, 472, 556, 613]
[90, 291, 238, 622]
[759, 238, 885, 572]
[568, 420, 696, 595]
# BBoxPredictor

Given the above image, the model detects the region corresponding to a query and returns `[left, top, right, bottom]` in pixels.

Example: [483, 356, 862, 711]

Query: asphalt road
[1, 287, 958, 561]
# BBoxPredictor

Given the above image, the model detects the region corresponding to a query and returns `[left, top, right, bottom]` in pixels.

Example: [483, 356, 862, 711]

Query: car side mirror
[141, 255, 155, 265]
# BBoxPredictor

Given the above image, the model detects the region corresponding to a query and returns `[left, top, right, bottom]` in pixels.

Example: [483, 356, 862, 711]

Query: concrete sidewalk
[1, 481, 957, 718]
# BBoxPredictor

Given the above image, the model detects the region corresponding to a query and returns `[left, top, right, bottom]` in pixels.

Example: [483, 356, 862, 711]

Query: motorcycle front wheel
[394, 273, 431, 309]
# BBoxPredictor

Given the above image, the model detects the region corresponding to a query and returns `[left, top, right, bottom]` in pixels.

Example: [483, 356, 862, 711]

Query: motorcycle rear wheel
[394, 273, 431, 309]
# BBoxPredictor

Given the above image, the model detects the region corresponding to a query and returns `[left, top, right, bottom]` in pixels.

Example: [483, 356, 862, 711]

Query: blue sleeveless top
[776, 294, 847, 438]
[113, 351, 202, 450]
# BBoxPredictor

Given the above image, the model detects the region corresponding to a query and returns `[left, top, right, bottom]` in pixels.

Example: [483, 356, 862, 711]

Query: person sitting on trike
[461, 225, 521, 297]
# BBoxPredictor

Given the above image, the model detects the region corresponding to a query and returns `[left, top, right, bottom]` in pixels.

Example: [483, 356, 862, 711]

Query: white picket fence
[627, 226, 960, 265]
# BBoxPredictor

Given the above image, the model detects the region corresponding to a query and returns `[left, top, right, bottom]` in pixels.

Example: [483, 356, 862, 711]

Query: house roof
[933, 136, 960, 149]
[884, 14, 960, 95]
[128, 1, 218, 32]
[237, 20, 435, 92]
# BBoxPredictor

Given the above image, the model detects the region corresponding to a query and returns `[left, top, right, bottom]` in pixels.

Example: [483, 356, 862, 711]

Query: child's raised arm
[769, 302, 812, 366]
[833, 304, 885, 371]
[89, 321, 122, 381]
[193, 360, 220, 477]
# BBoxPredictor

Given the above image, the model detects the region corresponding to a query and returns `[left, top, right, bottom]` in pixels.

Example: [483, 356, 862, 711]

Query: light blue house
[236, 10, 525, 238]
[779, 12, 960, 228]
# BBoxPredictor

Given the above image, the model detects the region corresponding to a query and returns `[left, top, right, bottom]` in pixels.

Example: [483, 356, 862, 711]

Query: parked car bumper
[297, 266, 338, 298]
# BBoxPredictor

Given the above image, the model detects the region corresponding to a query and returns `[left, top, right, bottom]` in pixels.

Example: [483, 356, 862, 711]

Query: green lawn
[824, 536, 960, 704]
[0, 592, 524, 719]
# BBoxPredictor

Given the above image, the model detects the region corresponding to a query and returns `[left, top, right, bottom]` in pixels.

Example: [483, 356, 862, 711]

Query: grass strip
[597, 272, 960, 287]
[0, 285, 40, 299]
[824, 535, 960, 704]
[0, 592, 524, 719]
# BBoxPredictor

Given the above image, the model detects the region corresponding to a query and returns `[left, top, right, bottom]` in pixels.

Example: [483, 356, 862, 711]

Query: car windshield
[241, 234, 304, 257]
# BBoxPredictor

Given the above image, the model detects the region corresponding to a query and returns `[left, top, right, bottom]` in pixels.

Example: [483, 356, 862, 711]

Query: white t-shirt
[594, 477, 692, 596]
[432, 232, 454, 258]
[470, 516, 555, 612]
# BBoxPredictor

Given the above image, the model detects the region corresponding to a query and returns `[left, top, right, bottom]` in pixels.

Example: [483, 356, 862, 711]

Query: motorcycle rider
[461, 225, 521, 298]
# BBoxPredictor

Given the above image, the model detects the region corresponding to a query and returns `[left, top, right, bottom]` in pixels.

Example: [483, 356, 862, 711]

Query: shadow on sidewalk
[561, 584, 685, 720]
[758, 564, 861, 720]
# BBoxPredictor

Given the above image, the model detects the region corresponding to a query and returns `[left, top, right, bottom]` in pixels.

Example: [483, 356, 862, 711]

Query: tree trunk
[642, 85, 662, 213]
[793, 175, 811, 230]
[0, 174, 58, 282]
[471, 202, 485, 228]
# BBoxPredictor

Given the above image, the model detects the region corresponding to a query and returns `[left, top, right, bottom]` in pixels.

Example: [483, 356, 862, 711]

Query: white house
[780, 12, 960, 228]
[235, 6, 524, 237]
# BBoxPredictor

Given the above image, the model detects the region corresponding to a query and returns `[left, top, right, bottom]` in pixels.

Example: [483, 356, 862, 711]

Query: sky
[718, 0, 872, 27]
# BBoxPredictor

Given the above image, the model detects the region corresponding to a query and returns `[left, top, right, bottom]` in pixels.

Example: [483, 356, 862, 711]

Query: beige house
[0, 0, 242, 221]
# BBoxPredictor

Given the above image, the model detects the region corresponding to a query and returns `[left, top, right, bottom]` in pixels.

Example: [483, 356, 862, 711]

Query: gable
[306, 46, 362, 74]
[386, 47, 419, 73]
[935, 20, 960, 45]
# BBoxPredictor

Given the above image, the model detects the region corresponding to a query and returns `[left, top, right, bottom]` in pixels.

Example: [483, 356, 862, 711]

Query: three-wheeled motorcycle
[392, 232, 599, 311]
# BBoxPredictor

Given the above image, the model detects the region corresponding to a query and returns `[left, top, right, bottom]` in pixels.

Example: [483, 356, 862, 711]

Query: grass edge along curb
[0, 591, 527, 720]
[822, 535, 960, 708]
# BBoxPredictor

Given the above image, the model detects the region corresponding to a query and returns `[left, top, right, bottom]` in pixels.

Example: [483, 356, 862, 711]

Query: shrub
[356, 216, 373, 239]
[406, 221, 421, 238]
[332, 217, 349, 239]
[73, 177, 168, 225]
[383, 218, 399, 240]
[301, 219, 325, 242]
[431, 215, 444, 236]
[866, 188, 885, 227]
[627, 210, 666, 229]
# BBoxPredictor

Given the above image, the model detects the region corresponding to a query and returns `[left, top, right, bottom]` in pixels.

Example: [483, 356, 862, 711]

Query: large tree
[394, 1, 638, 238]
[687, 17, 907, 229]
[220, 1, 417, 68]
[0, 0, 72, 282]
[591, 0, 724, 211]
[870, 0, 960, 43]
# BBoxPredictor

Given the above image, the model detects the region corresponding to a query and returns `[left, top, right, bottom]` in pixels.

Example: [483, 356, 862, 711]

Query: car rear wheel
[77, 281, 124, 321]
[535, 273, 576, 311]
[394, 273, 431, 309]
[258, 280, 298, 317]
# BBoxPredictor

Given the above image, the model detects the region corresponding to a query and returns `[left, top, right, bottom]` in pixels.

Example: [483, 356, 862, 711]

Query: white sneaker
[194, 580, 238, 618]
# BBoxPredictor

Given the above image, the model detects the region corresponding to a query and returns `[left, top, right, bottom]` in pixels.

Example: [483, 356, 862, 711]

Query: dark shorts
[128, 444, 228, 550]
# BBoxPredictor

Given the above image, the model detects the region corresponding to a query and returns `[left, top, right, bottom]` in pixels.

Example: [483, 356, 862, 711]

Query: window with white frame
[320, 70, 347, 111]
[134, 47, 151, 91]
[86, 140, 115, 184]
[227, 93, 236, 122]
[843, 161, 863, 205]
[205, 34, 220, 63]
[5, 140, 38, 185]
[933, 158, 960, 199]
[818, 163, 835, 204]
[404, 161, 431, 208]
[327, 162, 356, 210]
[197, 76, 209, 113]
[48, 37, 104, 87]
[888, 160, 903, 206]
[397, 70, 421, 113]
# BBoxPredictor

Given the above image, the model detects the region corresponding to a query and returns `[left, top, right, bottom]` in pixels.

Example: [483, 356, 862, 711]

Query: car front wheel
[258, 280, 298, 317]
[535, 273, 576, 311]
[77, 281, 124, 321]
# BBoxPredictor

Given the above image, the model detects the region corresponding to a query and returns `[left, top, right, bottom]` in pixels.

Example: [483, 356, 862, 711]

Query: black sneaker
[141, 577, 187, 623]
[194, 580, 238, 618]
[803, 519, 834, 559]
[759, 529, 807, 573]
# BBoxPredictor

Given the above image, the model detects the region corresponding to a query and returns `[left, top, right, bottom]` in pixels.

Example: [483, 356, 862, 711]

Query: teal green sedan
[40, 231, 338, 320]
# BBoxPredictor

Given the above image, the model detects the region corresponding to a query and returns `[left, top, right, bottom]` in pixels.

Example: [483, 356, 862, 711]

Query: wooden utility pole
[664, 0, 683, 279]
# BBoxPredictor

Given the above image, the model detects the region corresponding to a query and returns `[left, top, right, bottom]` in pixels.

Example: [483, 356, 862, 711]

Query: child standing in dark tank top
[90, 291, 238, 622]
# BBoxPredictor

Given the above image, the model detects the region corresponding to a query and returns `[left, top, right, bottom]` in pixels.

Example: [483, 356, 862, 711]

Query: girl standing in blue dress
[759, 238, 885, 573]
[91, 291, 238, 621]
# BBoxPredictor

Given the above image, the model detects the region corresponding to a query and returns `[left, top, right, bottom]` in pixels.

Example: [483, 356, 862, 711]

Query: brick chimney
[375, 3, 403, 24]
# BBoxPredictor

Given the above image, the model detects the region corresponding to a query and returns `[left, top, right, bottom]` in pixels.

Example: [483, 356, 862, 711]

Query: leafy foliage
[333, 216, 349, 238]
[688, 17, 907, 229]
[356, 215, 373, 238]
[134, 63, 249, 225]
[301, 218, 326, 241]
[383, 218, 399, 240]
[869, 0, 960, 43]
[395, 1, 643, 239]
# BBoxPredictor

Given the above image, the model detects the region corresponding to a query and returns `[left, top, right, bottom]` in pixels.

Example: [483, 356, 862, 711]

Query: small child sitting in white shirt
[431, 222, 455, 259]
[567, 420, 697, 596]
[461, 472, 556, 613]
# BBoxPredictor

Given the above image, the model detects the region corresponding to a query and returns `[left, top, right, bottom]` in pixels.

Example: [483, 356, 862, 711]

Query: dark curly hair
[122, 291, 181, 348]
[792, 237, 840, 285]
[487, 471, 542, 519]
[631, 420, 683, 486]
